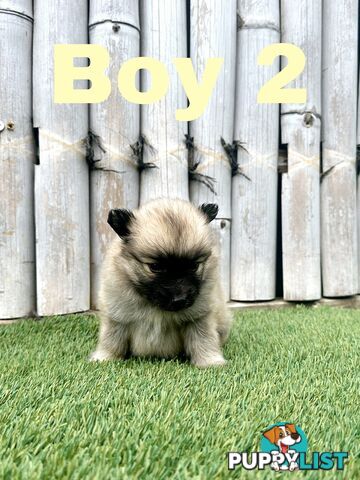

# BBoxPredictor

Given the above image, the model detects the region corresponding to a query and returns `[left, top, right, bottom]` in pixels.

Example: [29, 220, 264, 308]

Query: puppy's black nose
[291, 433, 300, 440]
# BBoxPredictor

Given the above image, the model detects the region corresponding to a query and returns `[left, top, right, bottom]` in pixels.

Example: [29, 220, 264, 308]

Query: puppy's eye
[279, 432, 284, 438]
[148, 263, 165, 273]
[189, 262, 201, 273]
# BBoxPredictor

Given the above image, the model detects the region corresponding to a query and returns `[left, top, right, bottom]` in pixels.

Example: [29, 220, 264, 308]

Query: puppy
[90, 198, 232, 368]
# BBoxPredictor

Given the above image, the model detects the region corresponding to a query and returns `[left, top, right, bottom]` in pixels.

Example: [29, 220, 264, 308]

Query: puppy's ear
[285, 424, 297, 434]
[107, 209, 135, 239]
[263, 426, 278, 444]
[199, 203, 218, 223]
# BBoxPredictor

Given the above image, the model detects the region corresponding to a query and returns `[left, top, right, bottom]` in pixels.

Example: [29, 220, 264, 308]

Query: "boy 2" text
[54, 43, 306, 121]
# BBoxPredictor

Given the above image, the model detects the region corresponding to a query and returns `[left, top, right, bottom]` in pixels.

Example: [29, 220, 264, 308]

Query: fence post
[231, 0, 280, 300]
[321, 0, 358, 296]
[33, 0, 90, 315]
[189, 0, 237, 300]
[89, 0, 140, 309]
[280, 0, 321, 300]
[0, 0, 35, 319]
[139, 0, 188, 204]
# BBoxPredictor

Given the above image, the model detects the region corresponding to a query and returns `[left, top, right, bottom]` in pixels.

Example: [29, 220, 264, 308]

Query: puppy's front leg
[184, 317, 226, 368]
[90, 317, 129, 362]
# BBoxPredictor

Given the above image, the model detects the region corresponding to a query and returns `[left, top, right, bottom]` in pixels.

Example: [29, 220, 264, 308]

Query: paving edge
[1, 296, 360, 324]
[228, 296, 360, 311]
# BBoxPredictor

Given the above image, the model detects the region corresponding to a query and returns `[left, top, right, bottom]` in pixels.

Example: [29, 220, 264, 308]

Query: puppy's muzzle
[167, 293, 193, 311]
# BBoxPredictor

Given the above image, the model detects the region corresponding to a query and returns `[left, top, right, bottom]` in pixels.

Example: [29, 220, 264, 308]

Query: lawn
[0, 306, 359, 479]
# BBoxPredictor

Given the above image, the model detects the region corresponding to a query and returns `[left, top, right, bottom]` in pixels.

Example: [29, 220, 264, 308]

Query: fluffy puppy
[90, 198, 232, 368]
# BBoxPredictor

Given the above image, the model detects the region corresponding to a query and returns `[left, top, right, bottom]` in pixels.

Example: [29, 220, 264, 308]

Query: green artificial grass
[0, 306, 359, 479]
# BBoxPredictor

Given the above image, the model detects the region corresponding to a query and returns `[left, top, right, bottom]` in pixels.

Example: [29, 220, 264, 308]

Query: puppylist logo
[228, 422, 348, 472]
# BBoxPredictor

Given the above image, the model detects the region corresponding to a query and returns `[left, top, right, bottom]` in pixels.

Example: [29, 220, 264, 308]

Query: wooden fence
[1, 0, 359, 319]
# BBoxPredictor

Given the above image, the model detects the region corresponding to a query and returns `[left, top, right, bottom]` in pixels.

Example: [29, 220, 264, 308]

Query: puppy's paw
[192, 353, 227, 368]
[89, 349, 115, 362]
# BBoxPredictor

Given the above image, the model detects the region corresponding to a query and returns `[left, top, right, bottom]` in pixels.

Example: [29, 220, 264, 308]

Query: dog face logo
[260, 422, 307, 472]
[263, 424, 301, 454]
